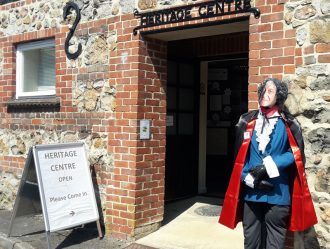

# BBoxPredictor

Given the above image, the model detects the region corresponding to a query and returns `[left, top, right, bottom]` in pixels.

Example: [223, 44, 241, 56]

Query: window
[16, 39, 55, 98]
[0, 0, 19, 5]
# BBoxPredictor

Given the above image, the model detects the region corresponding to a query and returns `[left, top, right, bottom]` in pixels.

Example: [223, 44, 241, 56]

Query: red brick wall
[248, 0, 295, 110]
[105, 15, 167, 238]
[0, 25, 112, 163]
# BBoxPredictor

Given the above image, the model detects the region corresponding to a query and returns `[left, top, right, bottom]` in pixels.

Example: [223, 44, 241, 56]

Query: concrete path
[137, 197, 244, 249]
[0, 196, 244, 249]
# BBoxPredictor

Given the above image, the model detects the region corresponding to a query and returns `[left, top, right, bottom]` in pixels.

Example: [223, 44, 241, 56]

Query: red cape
[219, 119, 318, 231]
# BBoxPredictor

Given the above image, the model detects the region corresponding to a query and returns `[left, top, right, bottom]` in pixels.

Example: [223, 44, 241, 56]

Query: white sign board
[33, 142, 99, 232]
[139, 119, 151, 140]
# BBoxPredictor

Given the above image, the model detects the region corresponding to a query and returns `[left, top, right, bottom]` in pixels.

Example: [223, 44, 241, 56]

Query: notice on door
[33, 142, 99, 232]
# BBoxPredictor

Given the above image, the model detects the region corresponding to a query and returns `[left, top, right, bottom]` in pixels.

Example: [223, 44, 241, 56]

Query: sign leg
[96, 220, 103, 239]
[46, 231, 52, 249]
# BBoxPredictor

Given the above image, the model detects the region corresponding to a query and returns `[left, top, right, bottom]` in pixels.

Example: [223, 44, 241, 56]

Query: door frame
[165, 60, 200, 201]
[198, 56, 249, 195]
[198, 61, 208, 194]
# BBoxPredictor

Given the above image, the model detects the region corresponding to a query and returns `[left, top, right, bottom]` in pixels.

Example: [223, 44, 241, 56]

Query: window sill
[7, 96, 61, 113]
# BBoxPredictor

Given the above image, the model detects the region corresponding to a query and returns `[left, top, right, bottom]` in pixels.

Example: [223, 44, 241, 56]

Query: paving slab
[137, 198, 244, 249]
[0, 196, 240, 249]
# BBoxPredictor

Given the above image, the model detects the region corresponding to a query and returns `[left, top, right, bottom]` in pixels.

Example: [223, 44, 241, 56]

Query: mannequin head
[259, 81, 277, 108]
[258, 78, 288, 109]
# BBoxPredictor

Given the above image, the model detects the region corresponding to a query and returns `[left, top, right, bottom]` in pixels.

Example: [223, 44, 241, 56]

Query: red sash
[285, 124, 318, 231]
[219, 119, 256, 229]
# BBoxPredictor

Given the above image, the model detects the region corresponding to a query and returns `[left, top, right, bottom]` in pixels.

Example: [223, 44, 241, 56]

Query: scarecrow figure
[219, 78, 317, 249]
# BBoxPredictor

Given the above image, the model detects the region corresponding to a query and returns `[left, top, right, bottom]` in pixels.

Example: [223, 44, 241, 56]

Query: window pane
[178, 113, 193, 135]
[22, 43, 55, 93]
[167, 87, 176, 110]
[179, 64, 194, 86]
[23, 50, 39, 92]
[179, 89, 194, 111]
[38, 47, 55, 90]
[168, 61, 177, 85]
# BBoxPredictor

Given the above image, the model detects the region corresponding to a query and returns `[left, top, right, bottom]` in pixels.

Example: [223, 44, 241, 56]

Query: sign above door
[133, 0, 260, 35]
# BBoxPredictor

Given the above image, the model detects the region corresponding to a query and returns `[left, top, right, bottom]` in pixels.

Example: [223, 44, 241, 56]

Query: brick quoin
[318, 54, 330, 63]
[316, 43, 330, 53]
[248, 1, 297, 245]
[105, 14, 167, 238]
[249, 1, 296, 97]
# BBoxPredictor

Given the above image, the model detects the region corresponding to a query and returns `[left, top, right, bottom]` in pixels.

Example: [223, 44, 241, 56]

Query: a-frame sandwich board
[8, 142, 103, 249]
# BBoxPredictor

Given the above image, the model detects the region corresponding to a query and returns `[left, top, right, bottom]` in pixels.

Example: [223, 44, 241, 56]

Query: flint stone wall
[0, 128, 113, 214]
[0, 0, 118, 214]
[284, 0, 330, 248]
[0, 0, 199, 36]
[0, 171, 19, 210]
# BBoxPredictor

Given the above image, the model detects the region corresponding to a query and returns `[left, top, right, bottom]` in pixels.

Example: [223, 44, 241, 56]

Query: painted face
[260, 81, 277, 108]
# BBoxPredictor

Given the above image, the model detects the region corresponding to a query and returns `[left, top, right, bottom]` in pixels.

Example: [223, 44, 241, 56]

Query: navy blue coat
[241, 118, 294, 205]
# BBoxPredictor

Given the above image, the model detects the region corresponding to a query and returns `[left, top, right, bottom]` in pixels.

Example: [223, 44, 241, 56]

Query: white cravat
[255, 111, 279, 154]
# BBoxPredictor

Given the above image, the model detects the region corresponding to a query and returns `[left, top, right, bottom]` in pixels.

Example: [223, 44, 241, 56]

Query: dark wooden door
[165, 61, 199, 201]
[206, 58, 248, 195]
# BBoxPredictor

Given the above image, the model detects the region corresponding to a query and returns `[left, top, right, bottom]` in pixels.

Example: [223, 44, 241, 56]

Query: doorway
[165, 61, 199, 201]
[165, 32, 249, 201]
[202, 58, 248, 196]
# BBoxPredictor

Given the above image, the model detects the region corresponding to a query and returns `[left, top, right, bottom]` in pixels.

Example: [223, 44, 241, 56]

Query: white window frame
[16, 39, 56, 98]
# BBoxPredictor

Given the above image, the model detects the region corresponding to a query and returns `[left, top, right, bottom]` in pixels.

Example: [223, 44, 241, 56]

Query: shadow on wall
[295, 226, 320, 249]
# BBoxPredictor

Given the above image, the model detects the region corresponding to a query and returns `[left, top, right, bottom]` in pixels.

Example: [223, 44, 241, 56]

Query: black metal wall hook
[133, 9, 141, 35]
[249, 7, 260, 19]
[133, 8, 141, 17]
[63, 2, 82, 60]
